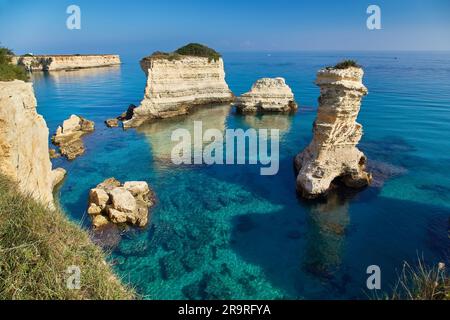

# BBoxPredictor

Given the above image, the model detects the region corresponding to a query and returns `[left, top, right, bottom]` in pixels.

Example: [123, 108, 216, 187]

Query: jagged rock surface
[123, 56, 233, 128]
[0, 80, 65, 206]
[12, 54, 121, 72]
[294, 67, 371, 198]
[87, 178, 155, 229]
[52, 115, 94, 160]
[235, 77, 297, 113]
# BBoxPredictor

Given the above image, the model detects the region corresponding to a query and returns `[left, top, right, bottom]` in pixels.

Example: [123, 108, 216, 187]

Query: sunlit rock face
[295, 67, 371, 199]
[12, 55, 121, 71]
[51, 115, 95, 160]
[123, 56, 234, 128]
[235, 77, 297, 114]
[0, 80, 65, 207]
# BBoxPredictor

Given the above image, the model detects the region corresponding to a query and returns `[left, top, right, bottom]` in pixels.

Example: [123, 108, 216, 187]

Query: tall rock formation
[295, 66, 371, 198]
[12, 54, 121, 72]
[123, 55, 233, 128]
[0, 80, 65, 206]
[235, 77, 297, 113]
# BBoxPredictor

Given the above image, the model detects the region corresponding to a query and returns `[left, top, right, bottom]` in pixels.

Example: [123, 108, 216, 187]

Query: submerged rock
[295, 66, 371, 198]
[235, 77, 297, 114]
[123, 45, 234, 128]
[87, 177, 155, 229]
[51, 115, 95, 160]
[105, 118, 119, 128]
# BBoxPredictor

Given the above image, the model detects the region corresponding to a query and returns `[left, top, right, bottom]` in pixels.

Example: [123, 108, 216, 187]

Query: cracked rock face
[0, 80, 65, 207]
[235, 77, 297, 114]
[294, 67, 372, 199]
[123, 56, 234, 128]
[87, 178, 155, 229]
[51, 115, 94, 160]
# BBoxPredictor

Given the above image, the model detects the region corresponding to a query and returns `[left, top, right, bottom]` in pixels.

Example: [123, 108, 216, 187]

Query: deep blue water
[32, 52, 450, 299]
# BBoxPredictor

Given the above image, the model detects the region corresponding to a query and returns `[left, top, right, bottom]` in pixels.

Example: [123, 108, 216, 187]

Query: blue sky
[0, 0, 449, 54]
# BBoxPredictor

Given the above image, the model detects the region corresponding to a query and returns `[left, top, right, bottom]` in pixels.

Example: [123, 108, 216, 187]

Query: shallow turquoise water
[32, 52, 450, 299]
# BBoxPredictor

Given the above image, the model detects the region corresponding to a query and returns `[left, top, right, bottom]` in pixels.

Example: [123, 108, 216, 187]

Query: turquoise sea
[31, 52, 450, 299]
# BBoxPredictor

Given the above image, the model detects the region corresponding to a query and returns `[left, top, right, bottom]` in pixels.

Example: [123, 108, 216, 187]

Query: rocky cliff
[235, 77, 297, 113]
[294, 66, 371, 198]
[12, 55, 121, 71]
[123, 55, 233, 128]
[0, 80, 64, 206]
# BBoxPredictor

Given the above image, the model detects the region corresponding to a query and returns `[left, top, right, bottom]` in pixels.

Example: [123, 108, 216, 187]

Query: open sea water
[31, 51, 450, 299]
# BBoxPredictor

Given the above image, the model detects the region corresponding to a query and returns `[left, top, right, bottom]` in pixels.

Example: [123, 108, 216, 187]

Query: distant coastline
[12, 54, 121, 72]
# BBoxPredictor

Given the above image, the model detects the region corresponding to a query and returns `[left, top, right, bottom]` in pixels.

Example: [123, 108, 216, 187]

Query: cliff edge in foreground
[0, 80, 64, 206]
[295, 64, 372, 198]
[123, 44, 233, 128]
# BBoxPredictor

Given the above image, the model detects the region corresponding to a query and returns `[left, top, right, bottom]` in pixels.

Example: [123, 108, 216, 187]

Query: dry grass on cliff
[0, 174, 135, 300]
[390, 259, 449, 300]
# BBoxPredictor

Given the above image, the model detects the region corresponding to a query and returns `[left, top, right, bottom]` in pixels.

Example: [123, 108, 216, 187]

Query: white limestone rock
[123, 55, 234, 128]
[0, 80, 64, 208]
[235, 77, 297, 114]
[294, 67, 372, 198]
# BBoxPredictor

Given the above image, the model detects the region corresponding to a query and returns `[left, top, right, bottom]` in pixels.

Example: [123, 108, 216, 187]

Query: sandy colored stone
[92, 215, 110, 229]
[109, 187, 137, 213]
[88, 203, 102, 216]
[52, 115, 94, 160]
[89, 188, 109, 208]
[0, 80, 61, 207]
[294, 67, 372, 198]
[51, 167, 66, 188]
[235, 77, 297, 113]
[124, 181, 150, 197]
[105, 118, 119, 128]
[123, 56, 234, 128]
[107, 207, 128, 224]
[87, 178, 155, 228]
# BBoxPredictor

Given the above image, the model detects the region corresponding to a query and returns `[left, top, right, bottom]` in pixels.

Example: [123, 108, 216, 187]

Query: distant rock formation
[0, 80, 65, 207]
[105, 118, 119, 128]
[12, 54, 121, 72]
[294, 66, 371, 198]
[235, 77, 297, 113]
[52, 115, 94, 160]
[123, 54, 233, 128]
[87, 178, 155, 229]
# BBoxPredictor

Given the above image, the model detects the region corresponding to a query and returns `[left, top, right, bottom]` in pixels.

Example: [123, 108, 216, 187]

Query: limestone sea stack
[0, 80, 66, 207]
[87, 178, 155, 229]
[294, 64, 372, 199]
[12, 54, 121, 72]
[235, 77, 297, 114]
[123, 44, 234, 128]
[52, 115, 95, 160]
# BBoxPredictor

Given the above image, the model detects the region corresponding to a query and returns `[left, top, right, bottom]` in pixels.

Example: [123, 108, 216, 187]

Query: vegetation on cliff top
[328, 59, 361, 70]
[0, 174, 134, 300]
[0, 47, 28, 82]
[147, 43, 222, 63]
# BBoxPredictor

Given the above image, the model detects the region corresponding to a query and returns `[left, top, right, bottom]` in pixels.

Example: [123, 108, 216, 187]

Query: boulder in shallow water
[105, 118, 119, 128]
[87, 177, 155, 229]
[51, 115, 95, 160]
